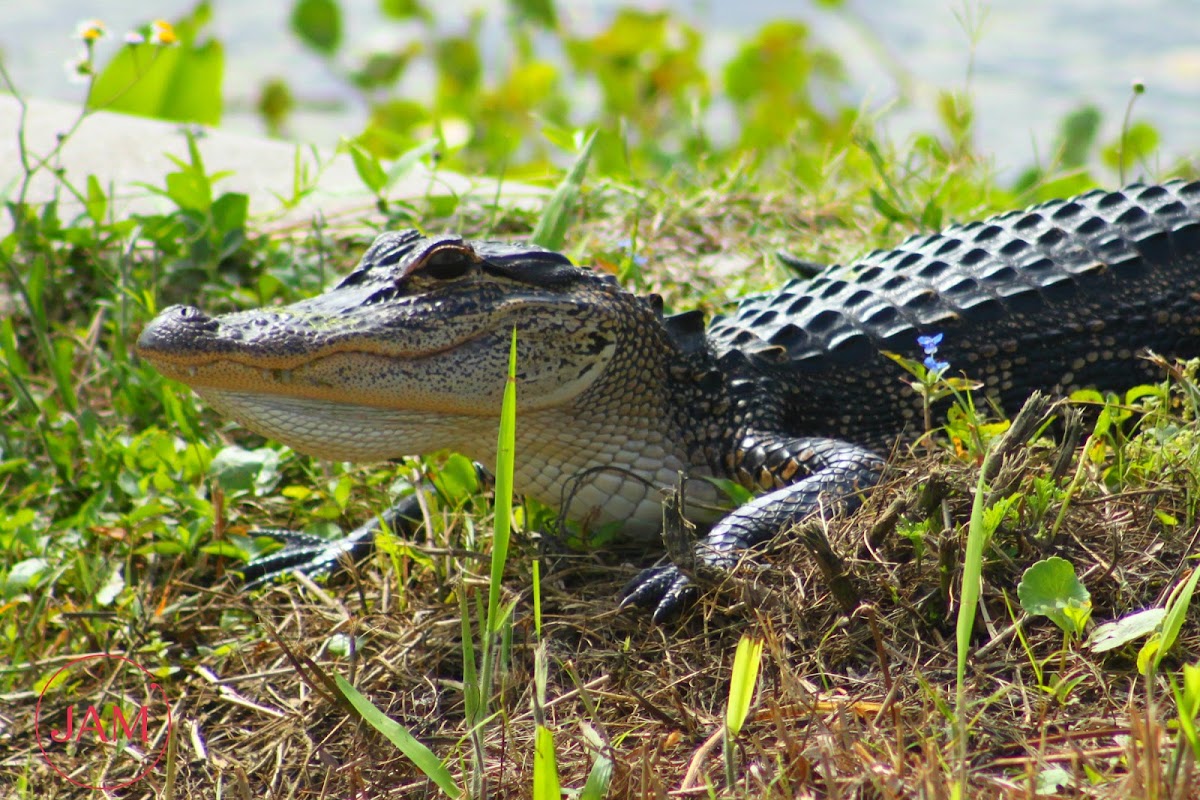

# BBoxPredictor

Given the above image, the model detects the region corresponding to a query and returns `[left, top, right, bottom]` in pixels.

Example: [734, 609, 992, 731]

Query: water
[2, 0, 1195, 174]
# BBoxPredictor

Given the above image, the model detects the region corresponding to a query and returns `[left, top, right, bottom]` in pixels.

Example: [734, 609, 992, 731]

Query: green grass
[3, 3, 1200, 798]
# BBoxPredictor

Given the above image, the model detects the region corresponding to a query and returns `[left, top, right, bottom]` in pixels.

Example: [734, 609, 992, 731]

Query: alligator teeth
[187, 367, 197, 377]
[279, 370, 293, 384]
[263, 370, 273, 381]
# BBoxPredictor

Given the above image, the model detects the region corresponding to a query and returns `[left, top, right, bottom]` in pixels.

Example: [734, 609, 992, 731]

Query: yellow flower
[75, 19, 107, 43]
[150, 20, 178, 46]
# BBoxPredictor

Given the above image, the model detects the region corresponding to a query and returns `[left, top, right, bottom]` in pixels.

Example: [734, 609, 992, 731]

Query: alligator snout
[137, 304, 222, 356]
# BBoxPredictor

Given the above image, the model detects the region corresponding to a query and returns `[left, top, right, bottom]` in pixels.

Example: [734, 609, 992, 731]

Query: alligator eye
[421, 249, 474, 281]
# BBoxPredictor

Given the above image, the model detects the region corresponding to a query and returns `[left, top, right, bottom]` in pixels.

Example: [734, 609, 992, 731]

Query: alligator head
[138, 231, 718, 533]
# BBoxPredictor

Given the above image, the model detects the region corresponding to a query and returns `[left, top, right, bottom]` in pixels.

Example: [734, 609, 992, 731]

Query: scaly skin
[138, 181, 1200, 621]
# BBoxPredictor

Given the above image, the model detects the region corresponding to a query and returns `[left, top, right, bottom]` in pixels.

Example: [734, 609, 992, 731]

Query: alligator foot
[239, 495, 423, 589]
[619, 438, 884, 622]
[618, 562, 699, 623]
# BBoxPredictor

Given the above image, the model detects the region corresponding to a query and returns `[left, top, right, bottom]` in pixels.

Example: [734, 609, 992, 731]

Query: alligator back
[708, 181, 1200, 448]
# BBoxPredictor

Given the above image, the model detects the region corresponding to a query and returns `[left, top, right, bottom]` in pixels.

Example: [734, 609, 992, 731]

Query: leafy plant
[1018, 556, 1092, 640]
[1138, 565, 1200, 676]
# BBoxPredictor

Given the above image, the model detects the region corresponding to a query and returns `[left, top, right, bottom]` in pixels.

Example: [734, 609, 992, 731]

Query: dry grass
[7, 420, 1200, 798]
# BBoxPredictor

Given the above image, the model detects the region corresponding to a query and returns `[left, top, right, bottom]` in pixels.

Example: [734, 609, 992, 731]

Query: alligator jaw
[138, 318, 520, 418]
[196, 388, 488, 462]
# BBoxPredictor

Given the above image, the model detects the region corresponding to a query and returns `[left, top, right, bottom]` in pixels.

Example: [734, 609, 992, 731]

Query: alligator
[137, 180, 1200, 621]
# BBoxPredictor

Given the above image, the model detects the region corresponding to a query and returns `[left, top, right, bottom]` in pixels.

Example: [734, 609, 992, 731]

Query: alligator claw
[240, 527, 375, 589]
[237, 494, 424, 590]
[619, 563, 699, 623]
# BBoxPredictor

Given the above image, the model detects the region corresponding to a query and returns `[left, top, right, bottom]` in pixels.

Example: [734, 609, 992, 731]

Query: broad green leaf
[380, 0, 428, 20]
[3, 557, 49, 596]
[579, 744, 613, 800]
[95, 566, 125, 606]
[1156, 509, 1179, 527]
[1018, 557, 1092, 636]
[210, 445, 281, 495]
[326, 633, 355, 657]
[1125, 384, 1164, 405]
[334, 674, 461, 796]
[509, 0, 557, 27]
[341, 139, 388, 194]
[332, 474, 353, 511]
[290, 0, 342, 56]
[90, 3, 224, 124]
[1057, 105, 1101, 169]
[435, 454, 479, 504]
[0, 507, 36, 530]
[386, 137, 441, 187]
[199, 541, 250, 560]
[578, 721, 613, 800]
[211, 192, 249, 237]
[1102, 122, 1160, 172]
[1088, 607, 1166, 653]
[85, 175, 107, 224]
[1036, 766, 1073, 795]
[1067, 388, 1105, 406]
[282, 485, 313, 501]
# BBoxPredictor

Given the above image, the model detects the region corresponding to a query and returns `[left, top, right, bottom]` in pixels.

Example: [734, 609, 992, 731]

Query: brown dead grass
[8, 425, 1200, 798]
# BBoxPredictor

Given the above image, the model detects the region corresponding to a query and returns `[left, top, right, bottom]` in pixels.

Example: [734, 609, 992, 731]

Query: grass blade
[726, 635, 764, 737]
[724, 634, 764, 787]
[533, 725, 561, 799]
[954, 458, 991, 789]
[530, 129, 596, 250]
[486, 327, 519, 638]
[334, 674, 462, 797]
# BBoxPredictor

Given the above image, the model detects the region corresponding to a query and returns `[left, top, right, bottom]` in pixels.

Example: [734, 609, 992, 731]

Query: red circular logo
[35, 654, 173, 791]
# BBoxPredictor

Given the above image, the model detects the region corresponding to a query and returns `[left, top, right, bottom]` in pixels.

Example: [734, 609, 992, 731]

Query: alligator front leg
[619, 436, 885, 622]
[238, 463, 494, 588]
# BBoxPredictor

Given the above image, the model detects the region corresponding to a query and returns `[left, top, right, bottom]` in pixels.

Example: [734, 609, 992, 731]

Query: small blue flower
[924, 355, 950, 374]
[615, 237, 648, 267]
[917, 333, 944, 355]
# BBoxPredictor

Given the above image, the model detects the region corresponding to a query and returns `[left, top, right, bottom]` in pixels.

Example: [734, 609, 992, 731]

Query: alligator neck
[504, 298, 739, 538]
